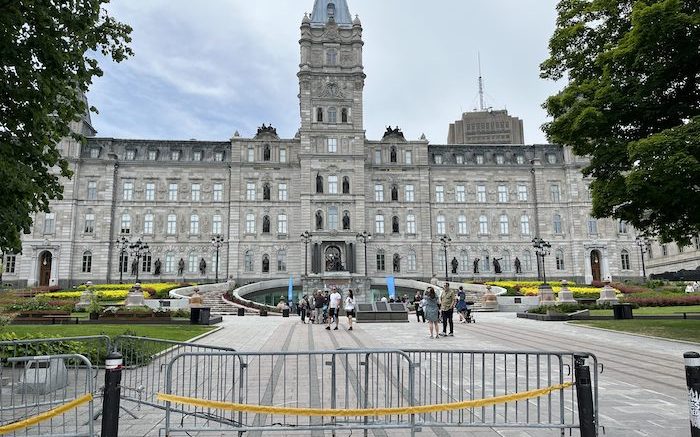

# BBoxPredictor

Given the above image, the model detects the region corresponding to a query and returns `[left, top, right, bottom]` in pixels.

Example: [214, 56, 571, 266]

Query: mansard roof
[310, 0, 352, 27]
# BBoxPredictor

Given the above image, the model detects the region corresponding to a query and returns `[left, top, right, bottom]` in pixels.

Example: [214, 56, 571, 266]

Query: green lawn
[589, 305, 700, 316]
[0, 324, 213, 342]
[572, 320, 700, 343]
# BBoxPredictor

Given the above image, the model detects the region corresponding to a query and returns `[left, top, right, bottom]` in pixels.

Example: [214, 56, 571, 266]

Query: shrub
[622, 293, 700, 307]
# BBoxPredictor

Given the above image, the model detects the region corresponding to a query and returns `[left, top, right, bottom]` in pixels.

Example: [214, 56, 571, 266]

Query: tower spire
[478, 52, 485, 111]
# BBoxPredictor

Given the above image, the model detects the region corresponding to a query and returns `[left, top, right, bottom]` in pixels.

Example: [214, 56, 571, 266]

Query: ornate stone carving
[319, 82, 345, 99]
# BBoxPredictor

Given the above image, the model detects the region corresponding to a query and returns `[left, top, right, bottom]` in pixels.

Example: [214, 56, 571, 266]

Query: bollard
[574, 353, 597, 437]
[684, 352, 700, 437]
[101, 351, 123, 437]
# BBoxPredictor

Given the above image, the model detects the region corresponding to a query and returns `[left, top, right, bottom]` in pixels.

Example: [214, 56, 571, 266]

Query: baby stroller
[463, 301, 476, 324]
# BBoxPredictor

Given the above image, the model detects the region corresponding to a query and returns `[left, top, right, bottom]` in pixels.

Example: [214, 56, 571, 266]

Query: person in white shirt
[326, 288, 342, 331]
[344, 289, 356, 331]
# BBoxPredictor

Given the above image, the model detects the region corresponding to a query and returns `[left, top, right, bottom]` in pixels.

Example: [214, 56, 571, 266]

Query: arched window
[190, 214, 200, 235]
[244, 251, 254, 272]
[263, 183, 271, 200]
[342, 176, 350, 194]
[315, 210, 324, 230]
[522, 250, 533, 271]
[341, 108, 348, 123]
[262, 215, 271, 233]
[277, 250, 287, 272]
[520, 215, 530, 235]
[82, 251, 92, 273]
[376, 249, 386, 271]
[392, 216, 400, 234]
[555, 249, 565, 270]
[328, 107, 337, 123]
[390, 146, 397, 163]
[316, 107, 323, 122]
[391, 185, 399, 201]
[620, 250, 631, 270]
[481, 250, 490, 272]
[436, 215, 446, 235]
[188, 252, 198, 273]
[407, 250, 417, 271]
[502, 250, 512, 272]
[342, 210, 350, 230]
[460, 250, 469, 272]
[406, 214, 416, 234]
[458, 215, 468, 235]
[245, 213, 256, 233]
[263, 144, 271, 161]
[479, 215, 489, 234]
[499, 214, 509, 235]
[553, 214, 562, 234]
[121, 213, 131, 234]
[393, 253, 401, 273]
[165, 252, 174, 273]
[262, 254, 270, 273]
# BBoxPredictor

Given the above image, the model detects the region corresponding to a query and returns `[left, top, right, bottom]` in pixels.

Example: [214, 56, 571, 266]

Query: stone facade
[3, 0, 647, 288]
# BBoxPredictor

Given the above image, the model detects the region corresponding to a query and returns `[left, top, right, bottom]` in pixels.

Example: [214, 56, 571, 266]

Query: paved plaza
[112, 313, 694, 436]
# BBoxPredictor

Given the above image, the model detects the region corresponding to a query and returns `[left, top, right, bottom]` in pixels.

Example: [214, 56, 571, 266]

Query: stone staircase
[201, 289, 239, 316]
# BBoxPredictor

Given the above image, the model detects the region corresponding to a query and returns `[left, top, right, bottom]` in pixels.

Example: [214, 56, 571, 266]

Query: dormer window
[193, 150, 202, 161]
[434, 154, 443, 164]
[515, 154, 525, 165]
[171, 150, 180, 161]
[148, 150, 158, 161]
[547, 153, 557, 164]
[495, 154, 505, 165]
[455, 154, 464, 164]
[125, 149, 136, 160]
[475, 154, 484, 165]
[214, 151, 224, 162]
[89, 148, 100, 159]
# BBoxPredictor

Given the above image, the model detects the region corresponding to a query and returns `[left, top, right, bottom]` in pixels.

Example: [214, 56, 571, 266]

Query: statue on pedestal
[451, 257, 459, 274]
[473, 258, 480, 274]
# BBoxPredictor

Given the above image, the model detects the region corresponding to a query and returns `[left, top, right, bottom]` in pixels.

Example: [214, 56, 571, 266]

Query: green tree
[0, 0, 132, 253]
[541, 0, 700, 244]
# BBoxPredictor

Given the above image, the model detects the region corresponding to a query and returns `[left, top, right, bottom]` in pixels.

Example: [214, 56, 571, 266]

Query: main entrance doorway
[590, 250, 602, 282]
[39, 251, 52, 287]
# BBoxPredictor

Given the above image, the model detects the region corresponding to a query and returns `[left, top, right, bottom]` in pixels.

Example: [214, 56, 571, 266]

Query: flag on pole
[387, 276, 396, 299]
[288, 276, 294, 303]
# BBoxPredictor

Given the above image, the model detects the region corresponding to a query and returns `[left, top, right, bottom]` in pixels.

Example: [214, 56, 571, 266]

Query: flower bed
[485, 281, 611, 299]
[37, 283, 189, 300]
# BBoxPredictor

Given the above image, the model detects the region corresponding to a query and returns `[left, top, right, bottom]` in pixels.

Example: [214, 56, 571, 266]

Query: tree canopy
[541, 0, 700, 244]
[0, 0, 132, 254]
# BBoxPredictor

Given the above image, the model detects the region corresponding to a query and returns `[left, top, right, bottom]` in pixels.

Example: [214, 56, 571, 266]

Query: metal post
[640, 249, 646, 278]
[684, 352, 700, 436]
[574, 354, 596, 437]
[443, 244, 448, 281]
[118, 248, 124, 284]
[364, 241, 368, 276]
[304, 242, 308, 276]
[215, 247, 220, 283]
[101, 351, 124, 437]
[542, 253, 547, 285]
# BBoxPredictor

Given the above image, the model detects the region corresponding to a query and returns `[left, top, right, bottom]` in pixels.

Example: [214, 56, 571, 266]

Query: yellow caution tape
[0, 393, 93, 435]
[158, 382, 573, 417]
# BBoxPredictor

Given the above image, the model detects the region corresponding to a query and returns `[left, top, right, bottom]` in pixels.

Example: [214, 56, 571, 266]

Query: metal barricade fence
[113, 335, 236, 410]
[162, 350, 416, 435]
[0, 353, 95, 437]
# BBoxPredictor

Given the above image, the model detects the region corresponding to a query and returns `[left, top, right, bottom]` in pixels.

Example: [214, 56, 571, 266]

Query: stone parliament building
[9, 0, 677, 290]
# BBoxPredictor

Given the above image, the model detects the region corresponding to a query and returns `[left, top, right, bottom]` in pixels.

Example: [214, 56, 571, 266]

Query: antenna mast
[478, 53, 485, 111]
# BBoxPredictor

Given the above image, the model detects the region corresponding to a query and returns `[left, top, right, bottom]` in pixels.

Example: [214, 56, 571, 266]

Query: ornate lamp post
[128, 238, 150, 283]
[356, 231, 371, 276]
[211, 234, 225, 283]
[635, 236, 648, 279]
[439, 235, 452, 282]
[115, 236, 130, 284]
[532, 237, 552, 284]
[300, 231, 312, 276]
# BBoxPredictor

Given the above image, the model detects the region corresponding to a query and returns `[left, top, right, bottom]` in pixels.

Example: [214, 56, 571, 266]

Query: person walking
[439, 284, 456, 337]
[423, 287, 440, 339]
[314, 291, 324, 324]
[326, 288, 342, 330]
[344, 289, 356, 331]
[413, 291, 425, 322]
[456, 286, 467, 323]
[299, 294, 309, 323]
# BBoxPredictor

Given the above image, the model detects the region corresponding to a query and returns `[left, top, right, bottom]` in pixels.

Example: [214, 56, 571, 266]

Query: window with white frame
[620, 250, 631, 270]
[191, 183, 201, 201]
[555, 250, 565, 270]
[328, 207, 338, 230]
[120, 213, 131, 234]
[374, 184, 384, 202]
[145, 182, 155, 201]
[455, 155, 464, 164]
[82, 251, 92, 273]
[214, 151, 224, 162]
[246, 183, 256, 201]
[245, 213, 256, 234]
[435, 186, 444, 203]
[516, 154, 525, 165]
[547, 153, 557, 164]
[375, 214, 385, 234]
[277, 250, 287, 272]
[171, 150, 180, 161]
[553, 214, 563, 234]
[475, 154, 484, 164]
[244, 251, 254, 272]
[618, 220, 628, 234]
[43, 213, 56, 233]
[502, 250, 512, 272]
[143, 213, 154, 235]
[404, 150, 412, 165]
[479, 215, 489, 234]
[247, 146, 255, 162]
[213, 183, 223, 201]
[90, 148, 100, 158]
[434, 154, 443, 164]
[457, 215, 468, 234]
[84, 213, 95, 233]
[278, 213, 288, 234]
[87, 181, 97, 200]
[123, 181, 133, 201]
[212, 214, 222, 234]
[376, 250, 386, 272]
[476, 185, 487, 203]
[148, 150, 157, 161]
[165, 253, 174, 273]
[405, 185, 415, 202]
[406, 251, 417, 271]
[499, 215, 509, 235]
[517, 184, 528, 201]
[190, 214, 199, 234]
[168, 183, 178, 201]
[436, 215, 446, 235]
[193, 151, 202, 161]
[587, 217, 598, 235]
[278, 183, 288, 201]
[520, 215, 530, 235]
[497, 185, 508, 203]
[406, 214, 416, 234]
[188, 252, 197, 273]
[523, 250, 533, 271]
[481, 250, 490, 272]
[167, 214, 177, 235]
[328, 176, 338, 194]
[455, 185, 466, 202]
[460, 250, 469, 272]
[437, 251, 446, 273]
[550, 184, 561, 202]
[495, 154, 505, 165]
[4, 254, 17, 274]
[374, 149, 381, 164]
[279, 148, 287, 163]
[327, 138, 337, 153]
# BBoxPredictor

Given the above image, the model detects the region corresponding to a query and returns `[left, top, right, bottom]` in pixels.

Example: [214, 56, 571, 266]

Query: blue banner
[387, 276, 396, 299]
[288, 276, 294, 303]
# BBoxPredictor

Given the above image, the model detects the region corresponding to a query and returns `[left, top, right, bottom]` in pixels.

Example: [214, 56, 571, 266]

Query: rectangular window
[455, 155, 464, 164]
[148, 150, 157, 161]
[404, 151, 412, 165]
[214, 151, 224, 162]
[278, 214, 288, 234]
[374, 184, 384, 202]
[82, 253, 92, 273]
[516, 155, 525, 165]
[434, 155, 443, 164]
[191, 183, 201, 201]
[123, 181, 133, 201]
[328, 207, 338, 230]
[171, 150, 180, 161]
[278, 183, 288, 201]
[144, 214, 154, 235]
[517, 184, 528, 201]
[495, 154, 505, 165]
[497, 185, 509, 203]
[376, 252, 385, 272]
[475, 154, 484, 165]
[435, 186, 444, 203]
[212, 215, 222, 235]
[455, 185, 466, 202]
[193, 151, 202, 161]
[167, 215, 177, 235]
[436, 215, 446, 235]
[406, 215, 416, 234]
[458, 216, 468, 235]
[213, 183, 223, 201]
[246, 183, 256, 201]
[405, 185, 415, 202]
[550, 184, 561, 202]
[476, 185, 487, 203]
[4, 254, 16, 274]
[190, 215, 199, 234]
[44, 213, 55, 234]
[279, 148, 287, 163]
[165, 255, 174, 273]
[90, 148, 100, 158]
[247, 147, 255, 162]
[142, 254, 152, 273]
[328, 176, 338, 194]
[327, 138, 338, 153]
[145, 183, 155, 201]
[87, 181, 97, 200]
[84, 214, 95, 233]
[373, 150, 381, 165]
[245, 214, 256, 233]
[120, 214, 131, 234]
[407, 252, 416, 271]
[168, 183, 178, 201]
[375, 215, 385, 234]
[588, 218, 598, 235]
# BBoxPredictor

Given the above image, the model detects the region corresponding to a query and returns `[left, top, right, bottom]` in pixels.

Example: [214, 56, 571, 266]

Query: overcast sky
[90, 0, 563, 144]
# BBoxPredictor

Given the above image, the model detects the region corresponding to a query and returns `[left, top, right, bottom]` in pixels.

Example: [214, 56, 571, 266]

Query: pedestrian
[456, 286, 467, 323]
[298, 294, 308, 323]
[423, 288, 440, 339]
[326, 287, 342, 330]
[314, 291, 324, 324]
[413, 291, 424, 322]
[344, 289, 356, 331]
[439, 284, 456, 337]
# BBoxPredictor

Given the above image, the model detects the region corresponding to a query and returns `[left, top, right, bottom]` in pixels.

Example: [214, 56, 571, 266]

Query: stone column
[557, 280, 577, 304]
[596, 279, 619, 305]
